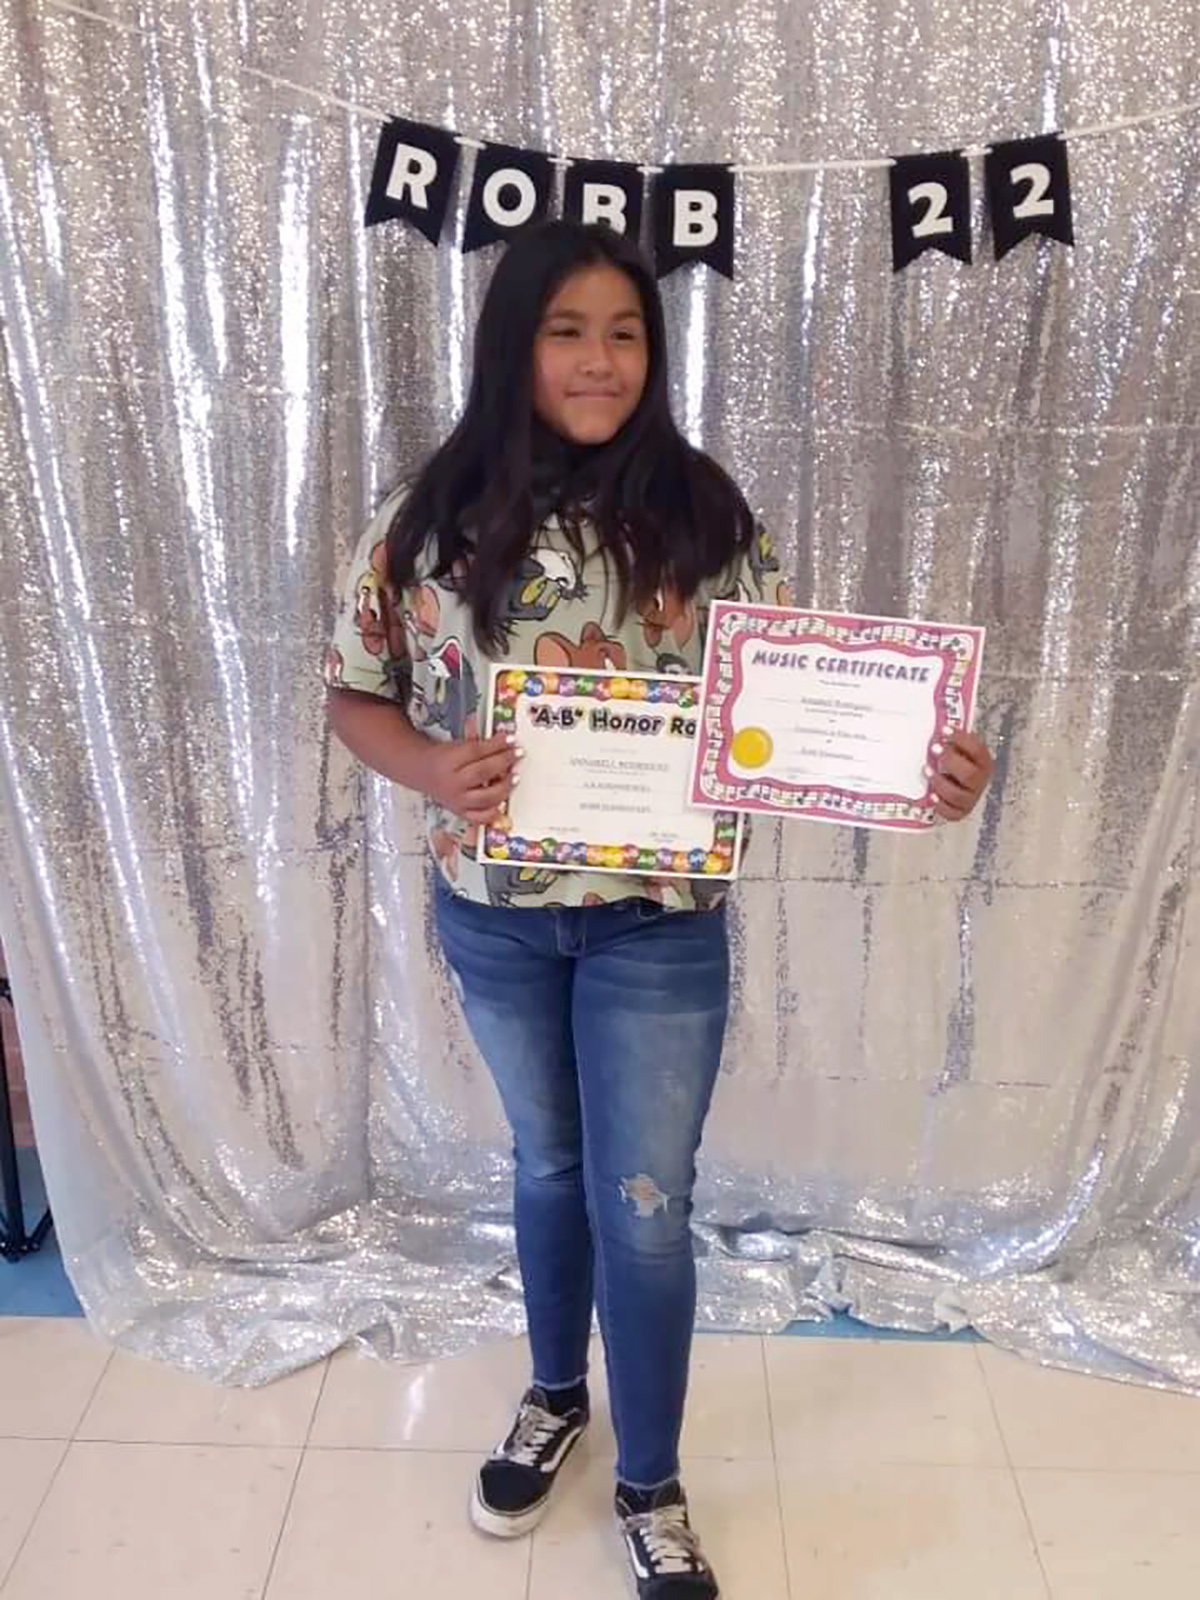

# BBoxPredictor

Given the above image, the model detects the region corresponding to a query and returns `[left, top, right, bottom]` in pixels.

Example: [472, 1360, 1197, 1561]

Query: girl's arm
[326, 687, 519, 825]
[326, 686, 439, 789]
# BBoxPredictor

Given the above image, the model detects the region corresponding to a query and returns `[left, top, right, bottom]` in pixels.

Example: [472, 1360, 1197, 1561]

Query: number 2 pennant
[889, 151, 972, 272]
[985, 133, 1074, 260]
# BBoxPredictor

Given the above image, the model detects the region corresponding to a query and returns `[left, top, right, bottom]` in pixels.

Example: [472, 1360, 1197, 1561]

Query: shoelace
[627, 1503, 704, 1575]
[499, 1401, 563, 1467]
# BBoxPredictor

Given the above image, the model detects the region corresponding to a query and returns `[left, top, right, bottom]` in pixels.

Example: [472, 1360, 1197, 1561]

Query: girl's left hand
[929, 731, 994, 823]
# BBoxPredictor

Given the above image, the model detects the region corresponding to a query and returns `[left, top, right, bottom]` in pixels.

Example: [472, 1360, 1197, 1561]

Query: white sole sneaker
[469, 1422, 587, 1539]
[470, 1479, 551, 1539]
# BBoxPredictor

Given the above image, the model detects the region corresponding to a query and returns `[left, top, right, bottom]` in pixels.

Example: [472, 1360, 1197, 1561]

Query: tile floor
[1, 1315, 1199, 1597]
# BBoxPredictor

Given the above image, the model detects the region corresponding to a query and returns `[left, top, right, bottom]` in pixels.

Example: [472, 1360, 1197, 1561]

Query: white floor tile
[529, 1453, 788, 1600]
[765, 1337, 1007, 1465]
[978, 1344, 1200, 1470]
[526, 1454, 623, 1599]
[0, 1319, 110, 1439]
[1019, 1467, 1200, 1599]
[0, 1440, 297, 1600]
[0, 1439, 66, 1583]
[681, 1335, 774, 1459]
[308, 1329, 772, 1467]
[778, 1458, 1049, 1599]
[264, 1448, 529, 1600]
[309, 1333, 531, 1450]
[581, 1332, 773, 1463]
[76, 1347, 326, 1446]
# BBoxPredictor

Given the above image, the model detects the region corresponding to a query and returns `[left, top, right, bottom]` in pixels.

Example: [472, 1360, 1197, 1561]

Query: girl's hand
[424, 732, 522, 826]
[929, 731, 994, 823]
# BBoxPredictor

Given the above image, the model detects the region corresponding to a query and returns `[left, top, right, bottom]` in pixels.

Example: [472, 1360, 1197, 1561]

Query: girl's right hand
[423, 732, 522, 826]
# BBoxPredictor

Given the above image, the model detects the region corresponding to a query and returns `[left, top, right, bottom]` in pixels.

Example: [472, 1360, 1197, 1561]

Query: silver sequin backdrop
[1, 0, 1198, 1386]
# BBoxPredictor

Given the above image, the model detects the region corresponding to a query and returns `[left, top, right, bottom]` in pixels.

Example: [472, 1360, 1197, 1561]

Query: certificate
[691, 602, 985, 831]
[478, 667, 743, 878]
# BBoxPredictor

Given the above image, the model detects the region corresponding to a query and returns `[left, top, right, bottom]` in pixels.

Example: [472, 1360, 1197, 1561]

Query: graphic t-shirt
[323, 486, 785, 910]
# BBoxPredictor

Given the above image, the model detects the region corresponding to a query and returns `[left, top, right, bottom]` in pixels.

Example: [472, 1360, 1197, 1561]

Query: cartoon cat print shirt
[323, 486, 784, 911]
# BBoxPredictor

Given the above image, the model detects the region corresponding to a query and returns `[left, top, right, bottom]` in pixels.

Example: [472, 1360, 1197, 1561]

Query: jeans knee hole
[620, 1173, 671, 1219]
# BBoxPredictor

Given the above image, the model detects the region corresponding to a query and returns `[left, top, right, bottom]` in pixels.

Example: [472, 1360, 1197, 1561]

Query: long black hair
[386, 219, 754, 648]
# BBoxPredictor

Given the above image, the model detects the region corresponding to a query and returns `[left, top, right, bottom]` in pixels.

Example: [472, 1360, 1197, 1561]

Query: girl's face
[532, 262, 650, 446]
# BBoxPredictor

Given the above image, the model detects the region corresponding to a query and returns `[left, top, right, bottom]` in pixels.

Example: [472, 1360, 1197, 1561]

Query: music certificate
[478, 667, 743, 879]
[691, 602, 985, 831]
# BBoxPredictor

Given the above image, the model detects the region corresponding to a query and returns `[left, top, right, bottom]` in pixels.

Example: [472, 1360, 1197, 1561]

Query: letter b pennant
[652, 164, 735, 279]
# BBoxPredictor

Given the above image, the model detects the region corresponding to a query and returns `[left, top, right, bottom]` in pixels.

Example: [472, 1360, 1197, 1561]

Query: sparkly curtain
[1, 0, 1198, 1385]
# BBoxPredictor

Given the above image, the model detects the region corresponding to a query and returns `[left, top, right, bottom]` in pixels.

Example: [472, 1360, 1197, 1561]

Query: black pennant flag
[562, 159, 644, 239]
[652, 164, 735, 279]
[985, 133, 1074, 260]
[889, 151, 972, 271]
[364, 118, 460, 244]
[462, 143, 554, 253]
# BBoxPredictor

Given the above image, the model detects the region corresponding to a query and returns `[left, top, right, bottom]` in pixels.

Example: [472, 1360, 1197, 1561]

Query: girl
[325, 219, 992, 1598]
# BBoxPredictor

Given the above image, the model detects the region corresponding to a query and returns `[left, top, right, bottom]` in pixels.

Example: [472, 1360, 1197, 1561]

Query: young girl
[325, 219, 992, 1598]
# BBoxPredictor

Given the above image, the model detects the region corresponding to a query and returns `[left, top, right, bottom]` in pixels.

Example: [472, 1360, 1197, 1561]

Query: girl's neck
[530, 421, 599, 517]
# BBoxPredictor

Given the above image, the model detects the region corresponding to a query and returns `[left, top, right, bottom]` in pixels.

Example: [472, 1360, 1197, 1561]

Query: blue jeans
[434, 882, 730, 1489]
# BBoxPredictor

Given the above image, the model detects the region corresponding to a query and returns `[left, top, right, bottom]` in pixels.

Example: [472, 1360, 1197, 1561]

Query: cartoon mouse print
[714, 520, 783, 604]
[683, 875, 727, 911]
[352, 541, 409, 695]
[641, 588, 696, 651]
[431, 821, 479, 882]
[403, 583, 443, 662]
[534, 622, 628, 671]
[640, 586, 698, 674]
[422, 638, 480, 740]
[355, 542, 408, 653]
[486, 864, 560, 906]
[641, 879, 675, 906]
[752, 523, 791, 606]
[501, 546, 586, 635]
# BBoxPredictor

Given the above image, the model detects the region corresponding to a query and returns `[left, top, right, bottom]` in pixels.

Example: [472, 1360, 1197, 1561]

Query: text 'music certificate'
[478, 667, 743, 879]
[690, 602, 986, 832]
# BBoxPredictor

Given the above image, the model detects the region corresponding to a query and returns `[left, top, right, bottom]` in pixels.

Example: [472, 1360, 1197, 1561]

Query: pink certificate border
[690, 603, 985, 830]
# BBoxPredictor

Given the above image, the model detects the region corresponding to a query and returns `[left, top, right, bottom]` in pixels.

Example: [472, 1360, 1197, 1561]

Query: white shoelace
[499, 1401, 562, 1467]
[628, 1503, 704, 1574]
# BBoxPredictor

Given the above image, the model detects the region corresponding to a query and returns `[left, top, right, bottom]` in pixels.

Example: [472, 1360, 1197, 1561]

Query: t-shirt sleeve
[322, 497, 410, 702]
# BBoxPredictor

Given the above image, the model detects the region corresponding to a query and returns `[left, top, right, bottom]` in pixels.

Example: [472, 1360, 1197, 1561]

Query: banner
[985, 133, 1075, 260]
[562, 159, 644, 239]
[364, 117, 460, 244]
[462, 142, 554, 254]
[889, 150, 972, 271]
[652, 164, 736, 279]
[358, 95, 1200, 270]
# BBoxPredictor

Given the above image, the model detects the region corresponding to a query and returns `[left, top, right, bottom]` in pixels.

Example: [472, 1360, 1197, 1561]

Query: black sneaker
[615, 1480, 720, 1598]
[470, 1385, 589, 1538]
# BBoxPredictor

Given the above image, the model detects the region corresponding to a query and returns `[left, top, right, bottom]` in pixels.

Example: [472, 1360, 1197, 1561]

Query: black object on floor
[0, 974, 53, 1261]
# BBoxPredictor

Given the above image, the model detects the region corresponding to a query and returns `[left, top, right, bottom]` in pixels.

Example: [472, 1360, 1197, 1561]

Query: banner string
[730, 94, 1200, 173]
[246, 69, 1200, 173]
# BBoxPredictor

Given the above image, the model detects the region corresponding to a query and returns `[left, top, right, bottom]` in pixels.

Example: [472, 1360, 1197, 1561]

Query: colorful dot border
[483, 669, 741, 879]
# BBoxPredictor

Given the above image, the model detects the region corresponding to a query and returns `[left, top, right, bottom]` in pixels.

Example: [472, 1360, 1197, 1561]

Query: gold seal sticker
[730, 726, 774, 769]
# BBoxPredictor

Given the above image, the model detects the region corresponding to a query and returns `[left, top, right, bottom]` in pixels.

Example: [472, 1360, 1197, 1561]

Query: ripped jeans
[434, 880, 729, 1489]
